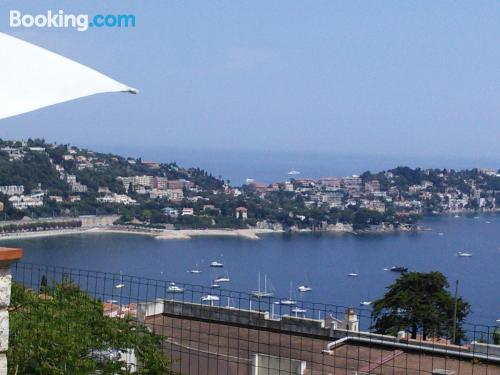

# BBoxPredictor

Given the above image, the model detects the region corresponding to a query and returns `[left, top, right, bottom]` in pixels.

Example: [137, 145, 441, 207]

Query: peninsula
[0, 139, 498, 239]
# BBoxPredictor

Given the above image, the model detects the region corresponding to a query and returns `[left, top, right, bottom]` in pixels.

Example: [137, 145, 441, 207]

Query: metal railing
[9, 262, 500, 375]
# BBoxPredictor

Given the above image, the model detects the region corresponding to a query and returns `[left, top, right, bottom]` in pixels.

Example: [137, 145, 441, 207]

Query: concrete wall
[137, 299, 165, 323]
[162, 300, 332, 338]
[79, 215, 119, 227]
[0, 214, 118, 229]
[252, 354, 306, 375]
[471, 341, 500, 358]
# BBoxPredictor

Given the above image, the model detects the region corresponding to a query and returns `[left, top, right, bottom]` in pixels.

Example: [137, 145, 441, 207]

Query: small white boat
[252, 290, 273, 298]
[167, 282, 184, 293]
[457, 251, 473, 257]
[360, 301, 372, 306]
[298, 285, 312, 292]
[214, 276, 230, 283]
[210, 261, 223, 267]
[438, 232, 444, 236]
[280, 281, 297, 305]
[115, 283, 125, 289]
[201, 295, 219, 302]
[291, 307, 307, 314]
[454, 215, 460, 218]
[348, 272, 359, 277]
[288, 169, 300, 175]
[211, 283, 220, 288]
[189, 264, 201, 274]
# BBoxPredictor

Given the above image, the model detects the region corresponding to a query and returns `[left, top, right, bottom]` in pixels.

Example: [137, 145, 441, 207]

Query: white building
[8, 194, 44, 210]
[97, 194, 136, 205]
[0, 185, 24, 196]
[71, 182, 88, 193]
[181, 208, 194, 216]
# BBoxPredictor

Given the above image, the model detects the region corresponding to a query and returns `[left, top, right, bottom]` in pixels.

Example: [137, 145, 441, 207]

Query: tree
[371, 272, 470, 344]
[493, 328, 500, 345]
[8, 281, 172, 374]
[39, 274, 48, 293]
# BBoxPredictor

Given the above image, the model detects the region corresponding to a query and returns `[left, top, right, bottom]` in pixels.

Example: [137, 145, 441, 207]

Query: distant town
[0, 138, 498, 235]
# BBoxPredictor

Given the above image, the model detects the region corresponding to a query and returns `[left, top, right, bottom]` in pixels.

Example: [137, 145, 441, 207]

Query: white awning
[0, 32, 137, 120]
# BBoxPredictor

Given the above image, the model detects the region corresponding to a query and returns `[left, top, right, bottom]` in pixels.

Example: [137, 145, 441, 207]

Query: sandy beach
[0, 227, 281, 241]
[155, 228, 278, 240]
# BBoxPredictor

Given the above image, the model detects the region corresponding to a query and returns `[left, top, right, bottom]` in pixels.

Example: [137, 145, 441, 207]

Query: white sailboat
[251, 272, 273, 298]
[279, 282, 297, 306]
[189, 264, 201, 274]
[457, 251, 473, 257]
[210, 261, 223, 267]
[347, 272, 359, 277]
[298, 285, 312, 292]
[214, 271, 230, 283]
[115, 272, 125, 289]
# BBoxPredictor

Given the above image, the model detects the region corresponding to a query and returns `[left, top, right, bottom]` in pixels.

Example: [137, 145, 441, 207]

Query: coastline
[0, 211, 497, 242]
[0, 227, 283, 241]
[0, 224, 415, 241]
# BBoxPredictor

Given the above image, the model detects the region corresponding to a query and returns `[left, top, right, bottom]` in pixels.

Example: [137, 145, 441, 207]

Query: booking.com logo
[9, 10, 136, 32]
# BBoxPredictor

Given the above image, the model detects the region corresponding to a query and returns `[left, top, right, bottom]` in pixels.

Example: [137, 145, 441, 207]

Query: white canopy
[0, 32, 137, 120]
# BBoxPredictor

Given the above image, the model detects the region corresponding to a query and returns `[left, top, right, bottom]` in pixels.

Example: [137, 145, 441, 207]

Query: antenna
[452, 279, 459, 344]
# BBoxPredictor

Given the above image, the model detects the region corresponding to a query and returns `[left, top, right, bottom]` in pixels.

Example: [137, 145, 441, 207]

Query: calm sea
[3, 214, 499, 326]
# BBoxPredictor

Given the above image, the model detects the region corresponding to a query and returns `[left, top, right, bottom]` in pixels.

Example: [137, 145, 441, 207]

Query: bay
[3, 214, 499, 326]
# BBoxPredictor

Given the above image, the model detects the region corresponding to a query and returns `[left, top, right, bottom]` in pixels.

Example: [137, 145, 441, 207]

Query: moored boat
[390, 266, 408, 273]
[298, 285, 312, 292]
[167, 282, 184, 293]
[251, 272, 273, 298]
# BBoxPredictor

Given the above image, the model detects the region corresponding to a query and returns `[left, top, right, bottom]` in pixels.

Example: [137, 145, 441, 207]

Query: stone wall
[0, 247, 23, 375]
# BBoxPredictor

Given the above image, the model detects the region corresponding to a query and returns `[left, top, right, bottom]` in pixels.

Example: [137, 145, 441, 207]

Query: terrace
[1, 248, 500, 374]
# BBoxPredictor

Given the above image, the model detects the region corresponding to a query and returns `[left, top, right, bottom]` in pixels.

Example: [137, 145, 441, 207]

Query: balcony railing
[5, 261, 500, 375]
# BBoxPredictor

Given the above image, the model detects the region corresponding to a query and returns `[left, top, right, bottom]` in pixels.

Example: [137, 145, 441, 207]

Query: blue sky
[0, 1, 499, 161]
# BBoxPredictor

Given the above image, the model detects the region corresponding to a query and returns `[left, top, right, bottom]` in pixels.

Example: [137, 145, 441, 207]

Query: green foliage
[493, 328, 500, 345]
[352, 208, 384, 230]
[0, 220, 81, 233]
[0, 151, 67, 194]
[8, 281, 171, 374]
[372, 272, 470, 344]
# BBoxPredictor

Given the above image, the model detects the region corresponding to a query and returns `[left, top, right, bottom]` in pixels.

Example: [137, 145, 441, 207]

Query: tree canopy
[371, 271, 470, 343]
[8, 281, 172, 374]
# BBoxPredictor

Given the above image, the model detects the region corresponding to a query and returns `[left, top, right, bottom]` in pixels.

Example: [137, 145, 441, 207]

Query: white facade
[0, 185, 24, 196]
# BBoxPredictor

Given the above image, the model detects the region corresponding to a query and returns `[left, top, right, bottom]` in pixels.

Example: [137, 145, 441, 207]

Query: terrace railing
[7, 261, 500, 375]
